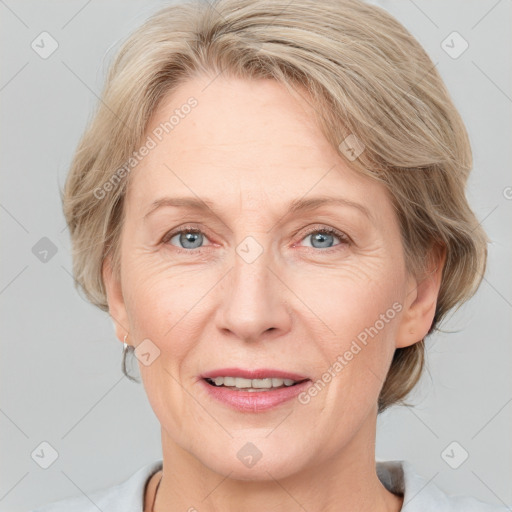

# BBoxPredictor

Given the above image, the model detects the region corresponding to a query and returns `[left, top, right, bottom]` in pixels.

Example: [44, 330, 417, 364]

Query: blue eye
[299, 227, 349, 250]
[165, 228, 209, 250]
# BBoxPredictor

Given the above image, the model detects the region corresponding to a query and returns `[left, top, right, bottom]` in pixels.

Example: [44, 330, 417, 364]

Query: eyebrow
[143, 195, 372, 221]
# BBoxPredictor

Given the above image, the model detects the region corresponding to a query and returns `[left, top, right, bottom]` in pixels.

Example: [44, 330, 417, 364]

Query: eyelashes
[162, 227, 208, 253]
[161, 224, 351, 255]
[299, 226, 350, 250]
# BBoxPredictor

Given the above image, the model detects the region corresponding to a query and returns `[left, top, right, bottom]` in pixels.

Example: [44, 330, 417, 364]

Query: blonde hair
[62, 0, 488, 412]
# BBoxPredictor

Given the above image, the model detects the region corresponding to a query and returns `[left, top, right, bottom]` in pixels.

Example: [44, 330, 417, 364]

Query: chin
[192, 437, 311, 481]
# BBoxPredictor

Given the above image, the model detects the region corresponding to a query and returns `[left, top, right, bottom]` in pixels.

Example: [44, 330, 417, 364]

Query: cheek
[121, 259, 206, 428]
[291, 256, 402, 334]
[122, 251, 211, 336]
[305, 286, 401, 430]
[292, 263, 402, 390]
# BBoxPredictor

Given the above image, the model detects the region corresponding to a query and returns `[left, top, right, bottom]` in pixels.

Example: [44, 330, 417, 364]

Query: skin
[103, 74, 444, 512]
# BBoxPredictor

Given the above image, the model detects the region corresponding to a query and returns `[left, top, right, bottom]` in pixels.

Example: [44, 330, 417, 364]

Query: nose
[215, 244, 292, 343]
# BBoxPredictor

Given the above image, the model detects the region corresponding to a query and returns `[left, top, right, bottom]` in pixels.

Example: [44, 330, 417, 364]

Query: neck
[153, 412, 402, 512]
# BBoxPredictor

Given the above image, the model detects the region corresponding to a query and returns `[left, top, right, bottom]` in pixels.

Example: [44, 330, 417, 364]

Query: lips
[199, 376, 312, 412]
[200, 367, 310, 381]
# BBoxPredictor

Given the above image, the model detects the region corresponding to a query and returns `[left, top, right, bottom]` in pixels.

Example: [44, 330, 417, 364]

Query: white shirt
[32, 459, 507, 511]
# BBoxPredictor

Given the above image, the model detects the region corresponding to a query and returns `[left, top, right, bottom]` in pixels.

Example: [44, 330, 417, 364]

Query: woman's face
[105, 75, 434, 479]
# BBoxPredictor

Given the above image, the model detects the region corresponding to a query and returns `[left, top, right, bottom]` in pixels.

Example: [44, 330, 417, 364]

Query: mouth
[199, 368, 312, 411]
[200, 367, 310, 390]
[203, 375, 309, 392]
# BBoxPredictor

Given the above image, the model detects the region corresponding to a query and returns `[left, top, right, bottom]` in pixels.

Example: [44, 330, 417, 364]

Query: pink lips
[199, 367, 311, 412]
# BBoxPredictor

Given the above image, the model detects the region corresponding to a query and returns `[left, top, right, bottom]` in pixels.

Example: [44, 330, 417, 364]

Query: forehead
[125, 75, 386, 217]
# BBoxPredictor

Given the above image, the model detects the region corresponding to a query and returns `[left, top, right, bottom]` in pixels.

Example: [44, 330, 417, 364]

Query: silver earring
[122, 334, 138, 382]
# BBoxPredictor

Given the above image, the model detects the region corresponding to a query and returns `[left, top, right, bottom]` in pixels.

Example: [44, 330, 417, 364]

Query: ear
[102, 254, 130, 346]
[395, 244, 446, 349]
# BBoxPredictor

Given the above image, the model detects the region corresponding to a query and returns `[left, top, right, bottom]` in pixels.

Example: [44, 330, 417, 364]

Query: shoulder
[376, 460, 508, 512]
[30, 460, 163, 512]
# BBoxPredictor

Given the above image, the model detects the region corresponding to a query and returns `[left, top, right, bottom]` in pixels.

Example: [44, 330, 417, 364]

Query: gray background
[1, 1, 511, 510]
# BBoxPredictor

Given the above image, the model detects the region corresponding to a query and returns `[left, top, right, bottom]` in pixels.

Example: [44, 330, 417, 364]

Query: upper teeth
[209, 376, 298, 388]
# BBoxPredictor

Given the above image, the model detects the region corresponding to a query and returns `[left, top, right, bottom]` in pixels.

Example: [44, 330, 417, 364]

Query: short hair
[62, 0, 488, 412]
